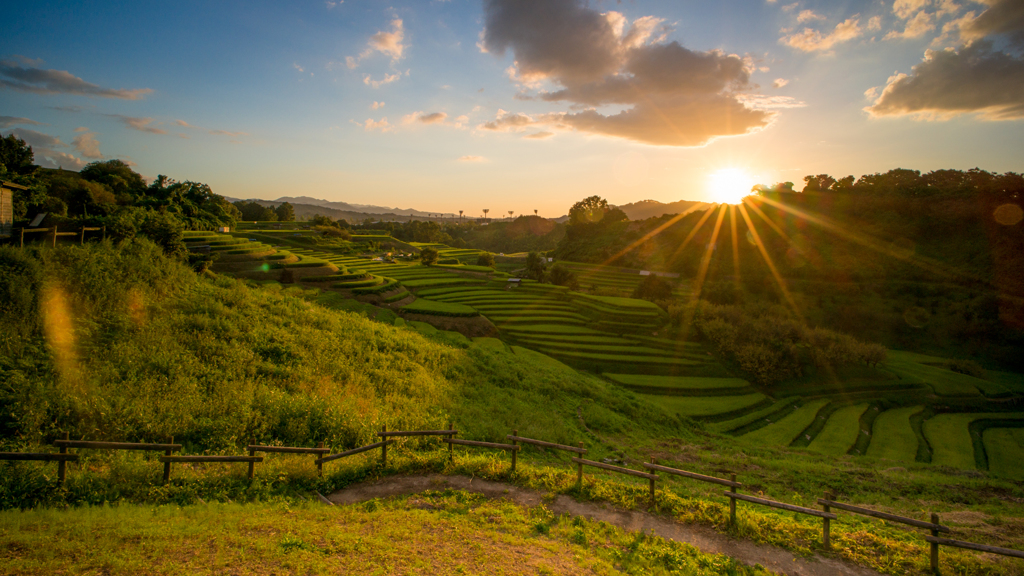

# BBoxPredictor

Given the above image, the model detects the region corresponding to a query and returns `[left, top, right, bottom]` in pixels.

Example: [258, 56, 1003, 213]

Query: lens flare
[707, 168, 755, 204]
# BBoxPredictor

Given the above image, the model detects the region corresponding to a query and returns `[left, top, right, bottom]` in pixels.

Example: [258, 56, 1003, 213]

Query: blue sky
[2, 0, 1022, 215]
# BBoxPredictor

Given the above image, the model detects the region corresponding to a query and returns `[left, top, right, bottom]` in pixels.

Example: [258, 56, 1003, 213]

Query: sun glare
[707, 168, 755, 204]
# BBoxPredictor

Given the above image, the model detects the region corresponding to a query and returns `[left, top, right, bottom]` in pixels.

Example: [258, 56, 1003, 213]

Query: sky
[2, 0, 1023, 216]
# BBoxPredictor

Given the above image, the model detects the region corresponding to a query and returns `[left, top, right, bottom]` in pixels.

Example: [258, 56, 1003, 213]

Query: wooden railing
[2, 427, 1021, 573]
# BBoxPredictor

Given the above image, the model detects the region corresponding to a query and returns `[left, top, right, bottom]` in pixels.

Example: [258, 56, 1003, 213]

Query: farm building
[0, 181, 26, 238]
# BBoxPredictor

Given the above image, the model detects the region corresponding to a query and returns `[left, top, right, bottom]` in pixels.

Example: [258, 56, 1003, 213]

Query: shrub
[476, 252, 495, 267]
[420, 247, 439, 266]
[632, 275, 673, 301]
[949, 358, 985, 378]
[547, 264, 579, 290]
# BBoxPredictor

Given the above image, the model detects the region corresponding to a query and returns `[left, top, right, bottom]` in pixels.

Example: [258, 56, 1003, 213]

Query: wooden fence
[2, 427, 1022, 574]
[17, 226, 105, 248]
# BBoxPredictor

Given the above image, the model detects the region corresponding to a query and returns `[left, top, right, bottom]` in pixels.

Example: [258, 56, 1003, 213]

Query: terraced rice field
[924, 412, 1024, 469]
[865, 406, 923, 463]
[984, 427, 1024, 480]
[806, 403, 869, 455]
[641, 393, 768, 418]
[741, 399, 831, 446]
[604, 375, 751, 391]
[708, 399, 801, 434]
[885, 351, 1014, 397]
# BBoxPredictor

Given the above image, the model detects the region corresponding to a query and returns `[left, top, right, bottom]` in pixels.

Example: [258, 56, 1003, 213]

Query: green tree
[420, 247, 439, 266]
[275, 202, 295, 222]
[568, 195, 609, 225]
[0, 134, 37, 176]
[633, 274, 674, 301]
[476, 252, 495, 267]
[0, 135, 44, 219]
[525, 251, 546, 280]
[80, 160, 147, 203]
[547, 263, 579, 290]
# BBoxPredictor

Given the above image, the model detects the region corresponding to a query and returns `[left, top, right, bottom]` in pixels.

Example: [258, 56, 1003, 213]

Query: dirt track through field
[327, 474, 884, 576]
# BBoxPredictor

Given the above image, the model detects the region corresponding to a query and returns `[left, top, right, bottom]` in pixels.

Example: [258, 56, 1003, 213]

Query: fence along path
[2, 426, 1022, 574]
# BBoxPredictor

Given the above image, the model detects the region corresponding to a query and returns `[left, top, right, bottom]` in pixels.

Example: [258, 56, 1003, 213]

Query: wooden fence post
[931, 512, 941, 575]
[79, 227, 85, 245]
[822, 491, 832, 549]
[52, 226, 57, 248]
[511, 429, 517, 474]
[381, 425, 387, 468]
[163, 436, 173, 484]
[729, 473, 737, 525]
[448, 421, 454, 462]
[576, 442, 584, 485]
[20, 228, 24, 248]
[102, 226, 106, 242]
[649, 457, 656, 507]
[247, 437, 256, 480]
[316, 441, 324, 477]
[57, 432, 69, 485]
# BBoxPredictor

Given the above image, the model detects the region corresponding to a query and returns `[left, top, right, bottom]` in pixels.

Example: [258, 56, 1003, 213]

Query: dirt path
[327, 474, 884, 576]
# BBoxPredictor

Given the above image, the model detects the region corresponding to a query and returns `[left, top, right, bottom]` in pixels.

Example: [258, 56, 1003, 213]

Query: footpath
[328, 473, 885, 576]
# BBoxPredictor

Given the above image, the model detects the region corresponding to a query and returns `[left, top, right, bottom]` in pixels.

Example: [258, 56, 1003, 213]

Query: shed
[0, 181, 27, 238]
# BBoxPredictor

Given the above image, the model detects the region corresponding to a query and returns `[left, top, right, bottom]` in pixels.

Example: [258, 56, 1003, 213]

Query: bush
[949, 358, 985, 378]
[420, 247, 439, 266]
[633, 275, 673, 301]
[476, 252, 495, 267]
[547, 264, 579, 290]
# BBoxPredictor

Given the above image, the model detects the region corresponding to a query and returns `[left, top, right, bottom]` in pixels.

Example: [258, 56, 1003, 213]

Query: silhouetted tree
[275, 202, 295, 221]
[420, 247, 439, 266]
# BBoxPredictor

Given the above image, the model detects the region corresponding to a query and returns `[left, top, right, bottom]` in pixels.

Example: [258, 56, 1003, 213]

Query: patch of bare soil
[327, 474, 884, 576]
[399, 313, 499, 338]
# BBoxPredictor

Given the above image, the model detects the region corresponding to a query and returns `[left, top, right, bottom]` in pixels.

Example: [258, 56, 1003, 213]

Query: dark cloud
[10, 128, 65, 149]
[0, 116, 43, 128]
[0, 60, 152, 99]
[106, 114, 167, 134]
[479, 0, 772, 146]
[482, 0, 621, 85]
[417, 112, 448, 124]
[962, 0, 1024, 47]
[866, 41, 1024, 119]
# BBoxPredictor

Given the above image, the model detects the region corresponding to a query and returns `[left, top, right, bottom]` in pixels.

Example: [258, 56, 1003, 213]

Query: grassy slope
[925, 413, 1024, 469]
[0, 490, 775, 576]
[985, 428, 1024, 481]
[641, 393, 767, 418]
[741, 400, 830, 446]
[4, 242, 1024, 575]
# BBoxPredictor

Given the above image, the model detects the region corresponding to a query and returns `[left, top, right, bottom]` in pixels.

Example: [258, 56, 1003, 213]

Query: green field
[984, 427, 1024, 481]
[400, 298, 479, 317]
[641, 392, 767, 418]
[604, 374, 749, 390]
[742, 399, 830, 446]
[807, 403, 869, 455]
[924, 412, 1024, 469]
[866, 406, 923, 463]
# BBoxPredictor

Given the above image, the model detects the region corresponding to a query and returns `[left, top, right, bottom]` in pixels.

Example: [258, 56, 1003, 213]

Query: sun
[707, 168, 755, 204]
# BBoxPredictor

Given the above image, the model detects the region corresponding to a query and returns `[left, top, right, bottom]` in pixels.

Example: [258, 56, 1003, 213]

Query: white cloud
[5, 127, 86, 169]
[371, 101, 385, 109]
[885, 10, 935, 39]
[780, 17, 863, 51]
[797, 10, 827, 23]
[457, 155, 486, 162]
[72, 129, 102, 158]
[363, 72, 403, 88]
[868, 16, 883, 31]
[773, 78, 790, 88]
[347, 19, 406, 69]
[893, 0, 930, 20]
[355, 117, 394, 132]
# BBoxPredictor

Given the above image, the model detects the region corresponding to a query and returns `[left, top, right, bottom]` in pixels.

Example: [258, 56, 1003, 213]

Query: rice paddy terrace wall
[182, 230, 1024, 482]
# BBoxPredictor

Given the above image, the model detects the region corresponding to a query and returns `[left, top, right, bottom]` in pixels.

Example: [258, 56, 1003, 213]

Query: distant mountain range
[614, 199, 709, 221]
[223, 195, 708, 222]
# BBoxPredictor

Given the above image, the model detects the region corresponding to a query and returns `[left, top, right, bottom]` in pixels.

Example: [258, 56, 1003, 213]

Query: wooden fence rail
[725, 491, 838, 547]
[17, 226, 106, 248]
[3, 426, 1023, 573]
[573, 456, 658, 505]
